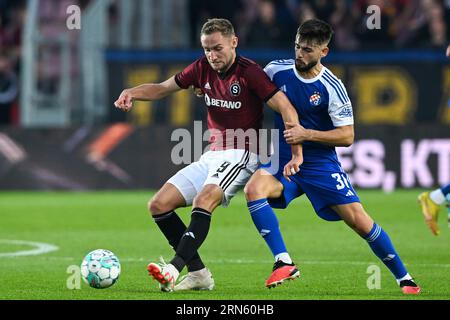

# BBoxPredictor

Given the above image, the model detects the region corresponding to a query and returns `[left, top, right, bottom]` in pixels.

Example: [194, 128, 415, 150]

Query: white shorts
[167, 149, 259, 207]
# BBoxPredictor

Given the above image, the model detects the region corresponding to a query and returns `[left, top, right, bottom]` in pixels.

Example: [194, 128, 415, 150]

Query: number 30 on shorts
[331, 173, 350, 190]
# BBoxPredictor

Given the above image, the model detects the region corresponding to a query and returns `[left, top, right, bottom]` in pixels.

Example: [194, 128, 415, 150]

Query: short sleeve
[328, 85, 354, 127]
[174, 58, 202, 89]
[263, 62, 276, 81]
[245, 64, 279, 102]
[321, 75, 354, 127]
[263, 59, 294, 81]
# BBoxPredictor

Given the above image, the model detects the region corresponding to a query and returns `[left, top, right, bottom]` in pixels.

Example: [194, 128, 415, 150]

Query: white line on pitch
[33, 256, 450, 268]
[0, 239, 59, 257]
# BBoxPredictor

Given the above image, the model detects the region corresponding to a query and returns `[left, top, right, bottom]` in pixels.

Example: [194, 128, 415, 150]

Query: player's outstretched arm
[114, 76, 181, 112]
[284, 123, 354, 147]
[266, 91, 303, 181]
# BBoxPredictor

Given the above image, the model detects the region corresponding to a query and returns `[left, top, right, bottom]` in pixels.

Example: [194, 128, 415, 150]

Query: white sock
[396, 273, 412, 285]
[274, 252, 292, 264]
[430, 189, 446, 205]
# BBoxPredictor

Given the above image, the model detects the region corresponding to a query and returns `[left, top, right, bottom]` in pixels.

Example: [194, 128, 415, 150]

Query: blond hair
[200, 18, 235, 37]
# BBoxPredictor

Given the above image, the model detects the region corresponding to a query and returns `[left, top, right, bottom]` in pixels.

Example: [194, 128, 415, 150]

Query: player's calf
[244, 169, 284, 201]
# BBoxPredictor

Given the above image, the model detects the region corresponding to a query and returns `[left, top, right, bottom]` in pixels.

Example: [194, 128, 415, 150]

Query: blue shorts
[260, 161, 360, 221]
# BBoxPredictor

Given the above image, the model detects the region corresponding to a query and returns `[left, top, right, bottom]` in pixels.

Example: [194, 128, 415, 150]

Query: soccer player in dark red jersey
[114, 18, 302, 292]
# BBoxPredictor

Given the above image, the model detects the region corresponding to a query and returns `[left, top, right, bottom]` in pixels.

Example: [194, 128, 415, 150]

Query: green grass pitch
[0, 190, 449, 300]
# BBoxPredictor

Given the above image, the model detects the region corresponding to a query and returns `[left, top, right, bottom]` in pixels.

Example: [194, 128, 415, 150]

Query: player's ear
[321, 46, 329, 58]
[231, 36, 238, 49]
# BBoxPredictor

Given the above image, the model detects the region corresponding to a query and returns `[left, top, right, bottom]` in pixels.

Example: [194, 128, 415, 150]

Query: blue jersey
[264, 59, 354, 169]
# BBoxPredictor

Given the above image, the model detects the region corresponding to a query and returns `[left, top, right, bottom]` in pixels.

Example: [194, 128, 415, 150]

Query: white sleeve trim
[264, 60, 294, 81]
[329, 101, 354, 127]
[319, 76, 354, 127]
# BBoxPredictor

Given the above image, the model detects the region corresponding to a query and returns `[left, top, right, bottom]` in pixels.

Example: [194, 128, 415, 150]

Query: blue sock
[441, 184, 450, 197]
[247, 199, 287, 257]
[365, 223, 408, 280]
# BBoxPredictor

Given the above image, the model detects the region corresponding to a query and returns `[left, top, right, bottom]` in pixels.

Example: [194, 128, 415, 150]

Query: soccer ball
[81, 249, 121, 289]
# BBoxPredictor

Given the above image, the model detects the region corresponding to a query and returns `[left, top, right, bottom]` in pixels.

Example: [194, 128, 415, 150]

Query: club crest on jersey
[229, 81, 241, 97]
[309, 92, 322, 106]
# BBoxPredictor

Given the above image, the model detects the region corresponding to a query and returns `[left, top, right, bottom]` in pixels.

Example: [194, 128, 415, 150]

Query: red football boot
[265, 260, 300, 288]
[400, 279, 421, 295]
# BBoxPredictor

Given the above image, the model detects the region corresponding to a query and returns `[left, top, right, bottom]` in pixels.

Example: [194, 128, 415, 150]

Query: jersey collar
[217, 55, 240, 80]
[292, 64, 325, 83]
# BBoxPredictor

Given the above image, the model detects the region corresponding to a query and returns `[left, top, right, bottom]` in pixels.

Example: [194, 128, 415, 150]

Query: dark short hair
[200, 18, 235, 37]
[296, 19, 333, 46]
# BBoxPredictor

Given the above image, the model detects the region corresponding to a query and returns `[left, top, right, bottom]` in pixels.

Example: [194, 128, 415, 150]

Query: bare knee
[244, 182, 267, 201]
[147, 183, 186, 217]
[193, 186, 222, 212]
[333, 203, 374, 236]
[344, 210, 373, 236]
[148, 197, 170, 216]
[345, 218, 365, 236]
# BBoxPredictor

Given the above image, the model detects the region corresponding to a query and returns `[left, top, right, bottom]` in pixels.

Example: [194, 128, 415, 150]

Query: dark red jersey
[175, 56, 279, 151]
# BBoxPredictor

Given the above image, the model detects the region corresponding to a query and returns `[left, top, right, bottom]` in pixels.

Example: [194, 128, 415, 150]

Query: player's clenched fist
[114, 89, 134, 112]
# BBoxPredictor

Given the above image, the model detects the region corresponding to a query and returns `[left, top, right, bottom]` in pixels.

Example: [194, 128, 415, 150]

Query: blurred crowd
[0, 0, 88, 125]
[0, 0, 449, 125]
[0, 0, 25, 124]
[189, 0, 449, 50]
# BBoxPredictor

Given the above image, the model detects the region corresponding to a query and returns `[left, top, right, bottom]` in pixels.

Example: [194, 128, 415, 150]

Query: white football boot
[147, 257, 179, 292]
[174, 268, 215, 291]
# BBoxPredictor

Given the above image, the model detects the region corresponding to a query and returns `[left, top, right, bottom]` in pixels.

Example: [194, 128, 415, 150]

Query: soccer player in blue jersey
[243, 19, 421, 294]
[418, 184, 450, 235]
